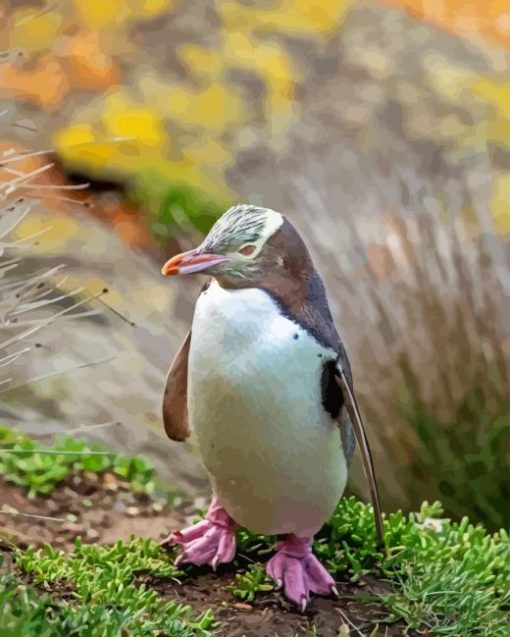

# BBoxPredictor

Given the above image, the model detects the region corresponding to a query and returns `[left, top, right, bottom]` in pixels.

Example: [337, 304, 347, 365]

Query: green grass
[1, 542, 216, 637]
[7, 501, 509, 637]
[401, 393, 510, 531]
[1, 426, 509, 636]
[234, 499, 510, 636]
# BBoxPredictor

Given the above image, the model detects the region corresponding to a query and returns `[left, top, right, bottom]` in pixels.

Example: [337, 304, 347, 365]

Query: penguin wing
[162, 330, 191, 442]
[333, 359, 385, 548]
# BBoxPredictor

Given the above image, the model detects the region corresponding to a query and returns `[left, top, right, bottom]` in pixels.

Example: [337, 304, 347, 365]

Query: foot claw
[165, 497, 237, 571]
[266, 535, 335, 610]
[331, 585, 339, 598]
[159, 533, 176, 548]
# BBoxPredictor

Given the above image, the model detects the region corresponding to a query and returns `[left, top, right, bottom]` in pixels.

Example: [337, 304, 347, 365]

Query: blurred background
[0, 0, 509, 530]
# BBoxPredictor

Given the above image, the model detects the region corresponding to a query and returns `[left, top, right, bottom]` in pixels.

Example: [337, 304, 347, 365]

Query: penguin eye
[238, 244, 257, 256]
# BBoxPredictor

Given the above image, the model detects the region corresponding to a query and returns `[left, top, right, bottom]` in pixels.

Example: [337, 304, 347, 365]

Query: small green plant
[0, 425, 160, 498]
[237, 498, 510, 636]
[3, 426, 509, 635]
[226, 563, 274, 601]
[9, 538, 217, 637]
[16, 536, 181, 587]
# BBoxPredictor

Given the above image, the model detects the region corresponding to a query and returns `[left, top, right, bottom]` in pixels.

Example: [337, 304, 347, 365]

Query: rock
[85, 528, 100, 540]
[233, 603, 253, 612]
[62, 521, 83, 533]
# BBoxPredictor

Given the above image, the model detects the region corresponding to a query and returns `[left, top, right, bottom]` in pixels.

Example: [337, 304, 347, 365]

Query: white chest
[187, 281, 347, 536]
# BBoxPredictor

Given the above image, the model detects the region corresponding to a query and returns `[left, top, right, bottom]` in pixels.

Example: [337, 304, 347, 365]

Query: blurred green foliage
[402, 395, 510, 531]
[139, 183, 225, 239]
[0, 425, 157, 498]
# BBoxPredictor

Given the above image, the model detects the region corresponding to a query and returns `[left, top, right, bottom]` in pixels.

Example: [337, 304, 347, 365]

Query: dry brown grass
[299, 176, 510, 529]
[363, 214, 506, 528]
[0, 144, 110, 407]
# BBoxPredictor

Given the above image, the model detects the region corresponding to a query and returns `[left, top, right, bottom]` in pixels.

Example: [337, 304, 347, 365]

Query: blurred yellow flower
[9, 10, 62, 53]
[219, 0, 354, 36]
[73, 0, 128, 30]
[223, 32, 297, 133]
[54, 123, 119, 174]
[490, 175, 510, 234]
[166, 84, 244, 131]
[129, 0, 177, 18]
[472, 78, 510, 119]
[102, 93, 167, 149]
[54, 122, 97, 147]
[178, 45, 224, 81]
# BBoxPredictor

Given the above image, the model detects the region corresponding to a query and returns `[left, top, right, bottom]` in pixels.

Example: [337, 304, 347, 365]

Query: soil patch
[140, 568, 413, 636]
[0, 473, 183, 550]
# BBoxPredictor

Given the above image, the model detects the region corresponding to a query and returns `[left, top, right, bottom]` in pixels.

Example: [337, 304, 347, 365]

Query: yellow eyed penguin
[160, 204, 383, 611]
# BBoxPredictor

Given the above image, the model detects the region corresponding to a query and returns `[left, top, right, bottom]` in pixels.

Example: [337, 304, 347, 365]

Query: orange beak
[161, 249, 230, 276]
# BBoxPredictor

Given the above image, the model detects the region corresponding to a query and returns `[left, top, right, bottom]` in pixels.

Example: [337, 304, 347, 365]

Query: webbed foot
[161, 497, 238, 569]
[266, 534, 337, 611]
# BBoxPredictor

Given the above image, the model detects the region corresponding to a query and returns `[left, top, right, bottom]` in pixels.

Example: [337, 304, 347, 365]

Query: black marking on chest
[321, 360, 356, 464]
[321, 360, 344, 419]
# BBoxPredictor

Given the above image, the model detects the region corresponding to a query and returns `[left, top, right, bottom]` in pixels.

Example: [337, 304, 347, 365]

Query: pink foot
[266, 535, 337, 611]
[161, 497, 238, 570]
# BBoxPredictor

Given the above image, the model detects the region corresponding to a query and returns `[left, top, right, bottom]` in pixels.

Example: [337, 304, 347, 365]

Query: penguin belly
[188, 281, 347, 537]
